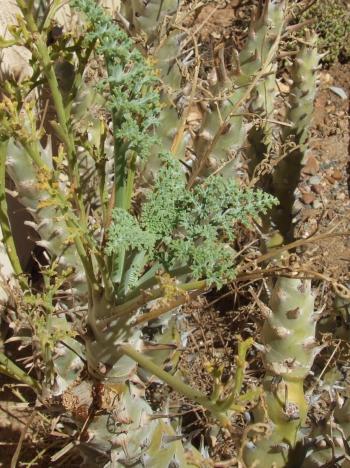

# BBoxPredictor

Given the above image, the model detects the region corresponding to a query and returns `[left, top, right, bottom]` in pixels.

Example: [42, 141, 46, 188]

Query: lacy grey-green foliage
[107, 158, 277, 288]
[71, 0, 160, 159]
[106, 208, 156, 256]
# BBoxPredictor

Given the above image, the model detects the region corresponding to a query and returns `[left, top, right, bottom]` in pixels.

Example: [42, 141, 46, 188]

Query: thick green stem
[0, 140, 27, 288]
[244, 277, 317, 467]
[19, 139, 99, 291]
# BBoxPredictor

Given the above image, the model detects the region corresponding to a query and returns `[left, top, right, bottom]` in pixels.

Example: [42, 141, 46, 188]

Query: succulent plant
[301, 395, 350, 467]
[243, 277, 318, 467]
[190, 0, 287, 183]
[0, 0, 280, 465]
[0, 0, 329, 466]
[272, 33, 320, 241]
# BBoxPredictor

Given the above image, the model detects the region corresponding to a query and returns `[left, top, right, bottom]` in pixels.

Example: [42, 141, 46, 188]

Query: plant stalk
[120, 344, 230, 425]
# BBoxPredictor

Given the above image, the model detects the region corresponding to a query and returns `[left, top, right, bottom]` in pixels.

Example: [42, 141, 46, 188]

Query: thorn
[248, 6, 258, 38]
[262, 0, 270, 23]
[24, 220, 38, 230]
[217, 45, 229, 84]
[286, 307, 301, 319]
[272, 325, 291, 338]
[199, 130, 213, 142]
[303, 337, 317, 349]
[253, 48, 260, 62]
[253, 342, 266, 353]
[232, 48, 241, 75]
[319, 51, 329, 60]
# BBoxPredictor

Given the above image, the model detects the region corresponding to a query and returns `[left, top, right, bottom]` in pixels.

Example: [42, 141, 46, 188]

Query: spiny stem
[0, 140, 27, 289]
[187, 0, 288, 187]
[19, 139, 100, 290]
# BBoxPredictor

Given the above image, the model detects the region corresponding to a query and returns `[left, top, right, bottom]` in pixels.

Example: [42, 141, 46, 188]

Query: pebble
[301, 191, 316, 204]
[332, 169, 342, 181]
[313, 200, 323, 209]
[309, 175, 321, 185]
[325, 169, 336, 184]
[320, 72, 333, 87]
[337, 192, 346, 201]
[302, 154, 319, 176]
[292, 199, 304, 214]
[312, 184, 323, 194]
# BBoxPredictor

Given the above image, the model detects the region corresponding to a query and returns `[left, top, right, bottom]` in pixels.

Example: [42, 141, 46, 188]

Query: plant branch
[16, 0, 87, 225]
[119, 344, 230, 425]
[218, 337, 253, 411]
[0, 352, 41, 393]
[99, 279, 207, 324]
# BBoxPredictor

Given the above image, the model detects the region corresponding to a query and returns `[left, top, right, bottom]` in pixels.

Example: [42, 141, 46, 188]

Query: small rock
[301, 191, 316, 204]
[330, 86, 348, 100]
[337, 192, 346, 201]
[320, 72, 333, 87]
[325, 169, 336, 184]
[313, 200, 323, 209]
[311, 184, 323, 194]
[277, 80, 290, 94]
[292, 199, 304, 214]
[309, 175, 321, 185]
[332, 169, 342, 181]
[325, 176, 335, 184]
[302, 154, 319, 176]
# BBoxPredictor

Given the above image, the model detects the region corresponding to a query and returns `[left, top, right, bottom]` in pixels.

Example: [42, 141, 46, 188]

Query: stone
[313, 200, 323, 209]
[309, 176, 321, 185]
[302, 154, 319, 176]
[336, 192, 346, 201]
[301, 191, 316, 205]
[311, 184, 323, 194]
[332, 169, 342, 181]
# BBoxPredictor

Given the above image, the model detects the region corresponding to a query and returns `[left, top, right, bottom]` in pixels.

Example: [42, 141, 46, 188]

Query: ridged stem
[0, 140, 27, 289]
[244, 277, 317, 467]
